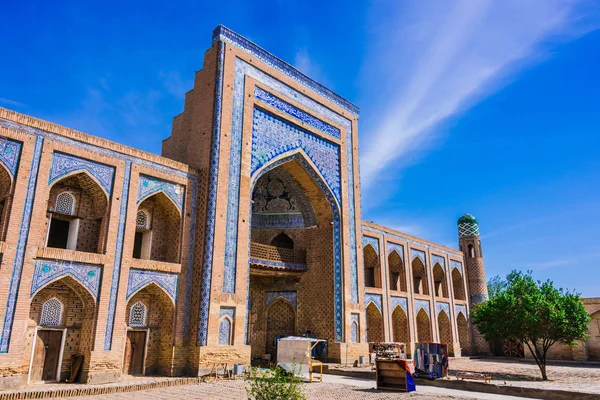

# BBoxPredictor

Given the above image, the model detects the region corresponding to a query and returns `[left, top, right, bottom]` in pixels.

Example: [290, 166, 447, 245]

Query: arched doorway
[392, 306, 410, 344]
[124, 283, 175, 376]
[364, 245, 381, 288]
[412, 258, 429, 295]
[438, 310, 453, 356]
[0, 163, 13, 240]
[29, 276, 96, 383]
[366, 302, 384, 343]
[416, 308, 432, 343]
[248, 156, 338, 359]
[265, 299, 296, 360]
[456, 312, 471, 355]
[46, 172, 108, 253]
[388, 251, 406, 292]
[433, 263, 448, 298]
[452, 268, 466, 300]
[133, 192, 182, 263]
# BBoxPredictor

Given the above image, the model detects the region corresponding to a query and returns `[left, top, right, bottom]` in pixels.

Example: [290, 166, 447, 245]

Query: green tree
[487, 275, 506, 298]
[472, 270, 591, 380]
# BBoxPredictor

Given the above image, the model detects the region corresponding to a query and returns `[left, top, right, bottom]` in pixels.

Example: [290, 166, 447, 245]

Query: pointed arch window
[40, 298, 63, 326]
[129, 301, 148, 327]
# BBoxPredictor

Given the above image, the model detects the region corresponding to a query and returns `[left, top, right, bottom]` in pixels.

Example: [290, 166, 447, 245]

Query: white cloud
[0, 98, 25, 108]
[294, 47, 331, 89]
[359, 0, 600, 187]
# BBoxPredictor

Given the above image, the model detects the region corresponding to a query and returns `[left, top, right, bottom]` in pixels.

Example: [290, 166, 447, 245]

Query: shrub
[245, 365, 306, 400]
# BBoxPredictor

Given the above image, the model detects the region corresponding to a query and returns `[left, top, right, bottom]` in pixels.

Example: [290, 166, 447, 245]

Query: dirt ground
[448, 357, 600, 394]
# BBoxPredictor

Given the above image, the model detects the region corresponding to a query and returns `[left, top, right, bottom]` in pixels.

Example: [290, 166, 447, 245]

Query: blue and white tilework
[0, 118, 199, 345]
[31, 260, 102, 300]
[410, 249, 426, 264]
[364, 293, 383, 313]
[137, 174, 185, 213]
[450, 260, 463, 274]
[431, 255, 445, 270]
[387, 242, 404, 260]
[436, 302, 450, 317]
[104, 161, 131, 350]
[455, 304, 467, 318]
[249, 258, 307, 271]
[0, 137, 21, 177]
[415, 300, 431, 317]
[390, 296, 408, 313]
[197, 40, 225, 346]
[49, 152, 115, 196]
[254, 87, 341, 140]
[0, 136, 43, 353]
[218, 307, 235, 345]
[265, 291, 297, 309]
[126, 269, 179, 304]
[362, 235, 380, 255]
[350, 314, 359, 343]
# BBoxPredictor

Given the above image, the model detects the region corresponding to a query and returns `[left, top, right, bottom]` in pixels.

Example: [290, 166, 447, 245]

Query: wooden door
[123, 331, 146, 375]
[31, 330, 62, 382]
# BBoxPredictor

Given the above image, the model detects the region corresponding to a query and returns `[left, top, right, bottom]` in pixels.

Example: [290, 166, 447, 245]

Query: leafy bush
[245, 365, 306, 400]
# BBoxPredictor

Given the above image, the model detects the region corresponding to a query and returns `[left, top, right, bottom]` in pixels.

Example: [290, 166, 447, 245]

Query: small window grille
[136, 210, 150, 230]
[40, 298, 63, 326]
[55, 192, 75, 215]
[129, 301, 147, 327]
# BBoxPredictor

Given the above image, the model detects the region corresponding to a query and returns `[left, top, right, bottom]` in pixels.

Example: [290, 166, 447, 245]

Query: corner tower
[458, 214, 490, 354]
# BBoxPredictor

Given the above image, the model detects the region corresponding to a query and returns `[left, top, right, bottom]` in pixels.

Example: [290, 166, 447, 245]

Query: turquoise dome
[458, 214, 478, 226]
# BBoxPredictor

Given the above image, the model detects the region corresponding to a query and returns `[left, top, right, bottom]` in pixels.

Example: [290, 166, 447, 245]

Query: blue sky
[1, 1, 599, 296]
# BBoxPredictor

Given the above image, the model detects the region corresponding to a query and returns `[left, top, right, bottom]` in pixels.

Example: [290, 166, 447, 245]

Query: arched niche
[388, 250, 406, 292]
[412, 258, 429, 296]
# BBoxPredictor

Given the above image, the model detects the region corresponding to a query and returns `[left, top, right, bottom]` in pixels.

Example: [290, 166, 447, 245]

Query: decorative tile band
[410, 248, 426, 264]
[126, 269, 179, 304]
[387, 242, 404, 261]
[254, 87, 341, 139]
[450, 260, 463, 274]
[251, 213, 307, 229]
[364, 293, 383, 313]
[436, 302, 450, 316]
[249, 258, 307, 271]
[213, 25, 359, 116]
[265, 291, 297, 309]
[104, 161, 131, 350]
[0, 136, 43, 352]
[455, 304, 467, 318]
[362, 235, 380, 255]
[31, 260, 102, 300]
[415, 299, 431, 317]
[197, 40, 225, 346]
[390, 296, 408, 313]
[137, 174, 185, 213]
[471, 293, 489, 304]
[49, 152, 115, 196]
[431, 255, 445, 270]
[0, 136, 22, 177]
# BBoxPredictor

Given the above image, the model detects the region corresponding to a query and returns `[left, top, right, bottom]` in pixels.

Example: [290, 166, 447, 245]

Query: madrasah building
[0, 25, 492, 388]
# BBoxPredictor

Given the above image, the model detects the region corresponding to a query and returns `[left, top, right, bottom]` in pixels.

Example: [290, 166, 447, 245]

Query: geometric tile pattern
[414, 299, 431, 317]
[390, 296, 408, 313]
[458, 221, 479, 237]
[410, 248, 426, 264]
[387, 242, 404, 260]
[137, 174, 185, 213]
[431, 255, 445, 271]
[265, 291, 297, 309]
[30, 259, 102, 300]
[218, 307, 235, 345]
[362, 235, 379, 255]
[254, 87, 341, 140]
[455, 304, 468, 318]
[0, 136, 22, 177]
[364, 293, 383, 313]
[0, 136, 43, 353]
[49, 152, 115, 196]
[436, 302, 450, 317]
[126, 269, 179, 304]
[450, 260, 463, 274]
[104, 161, 132, 350]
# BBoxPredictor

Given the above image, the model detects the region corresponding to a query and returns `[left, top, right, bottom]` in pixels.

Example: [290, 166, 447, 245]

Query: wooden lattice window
[128, 301, 147, 327]
[40, 298, 63, 326]
[55, 192, 75, 215]
[136, 210, 150, 230]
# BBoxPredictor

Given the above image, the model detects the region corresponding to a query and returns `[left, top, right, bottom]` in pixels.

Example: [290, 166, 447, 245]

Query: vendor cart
[276, 336, 325, 383]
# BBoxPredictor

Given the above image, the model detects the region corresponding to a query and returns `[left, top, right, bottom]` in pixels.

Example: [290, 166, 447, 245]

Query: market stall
[413, 342, 448, 379]
[370, 342, 415, 392]
[276, 336, 325, 382]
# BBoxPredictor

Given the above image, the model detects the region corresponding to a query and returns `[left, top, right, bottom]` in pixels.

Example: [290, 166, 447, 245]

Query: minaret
[458, 214, 490, 354]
